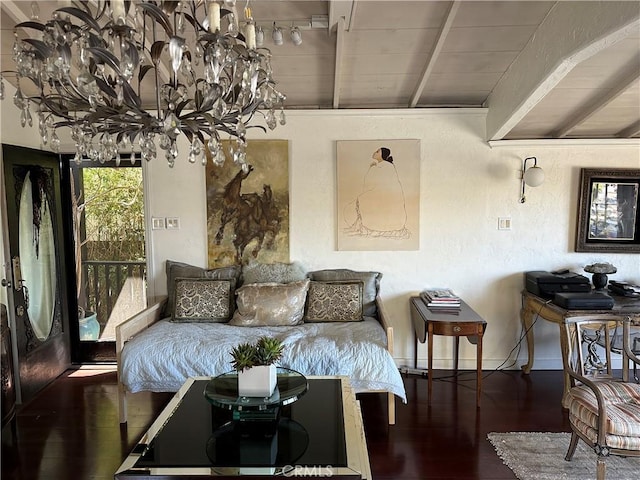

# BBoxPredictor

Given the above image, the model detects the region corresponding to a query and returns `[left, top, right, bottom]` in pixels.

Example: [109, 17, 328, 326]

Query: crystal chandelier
[0, 0, 286, 169]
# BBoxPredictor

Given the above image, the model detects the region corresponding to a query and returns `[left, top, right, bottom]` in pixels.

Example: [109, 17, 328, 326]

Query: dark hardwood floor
[1, 368, 570, 480]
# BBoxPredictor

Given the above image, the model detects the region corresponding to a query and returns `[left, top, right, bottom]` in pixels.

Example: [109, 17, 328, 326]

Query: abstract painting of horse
[205, 140, 289, 267]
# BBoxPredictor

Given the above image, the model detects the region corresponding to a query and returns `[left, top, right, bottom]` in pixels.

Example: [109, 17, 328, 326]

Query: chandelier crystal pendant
[0, 0, 286, 169]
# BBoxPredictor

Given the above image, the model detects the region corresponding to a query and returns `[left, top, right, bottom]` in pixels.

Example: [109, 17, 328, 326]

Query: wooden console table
[520, 291, 640, 395]
[410, 296, 487, 407]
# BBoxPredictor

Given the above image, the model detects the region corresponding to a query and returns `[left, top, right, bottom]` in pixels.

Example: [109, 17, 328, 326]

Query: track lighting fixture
[272, 23, 284, 46]
[290, 26, 302, 46]
[255, 25, 265, 47]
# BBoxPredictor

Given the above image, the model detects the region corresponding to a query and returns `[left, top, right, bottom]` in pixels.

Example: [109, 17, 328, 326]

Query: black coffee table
[114, 375, 371, 479]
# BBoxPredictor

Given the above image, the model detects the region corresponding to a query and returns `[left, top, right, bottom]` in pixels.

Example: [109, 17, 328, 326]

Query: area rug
[487, 432, 640, 480]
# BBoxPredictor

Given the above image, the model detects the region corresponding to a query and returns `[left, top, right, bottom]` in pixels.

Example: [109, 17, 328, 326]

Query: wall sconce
[520, 156, 544, 203]
[272, 23, 284, 45]
[290, 26, 302, 46]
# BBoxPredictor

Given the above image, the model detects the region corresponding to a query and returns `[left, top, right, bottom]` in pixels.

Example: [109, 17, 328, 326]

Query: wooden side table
[410, 296, 487, 407]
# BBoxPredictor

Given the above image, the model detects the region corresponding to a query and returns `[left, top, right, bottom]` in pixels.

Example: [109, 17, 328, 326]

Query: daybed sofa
[116, 260, 407, 425]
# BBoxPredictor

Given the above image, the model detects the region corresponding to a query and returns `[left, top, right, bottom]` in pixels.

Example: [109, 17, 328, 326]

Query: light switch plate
[498, 217, 512, 230]
[166, 217, 180, 229]
[151, 217, 165, 230]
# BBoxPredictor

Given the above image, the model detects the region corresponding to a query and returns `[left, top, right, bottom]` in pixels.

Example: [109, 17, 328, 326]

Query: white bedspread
[121, 317, 406, 402]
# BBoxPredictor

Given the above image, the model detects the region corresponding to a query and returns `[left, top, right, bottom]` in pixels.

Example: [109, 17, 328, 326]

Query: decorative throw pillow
[240, 261, 307, 286]
[173, 278, 235, 322]
[307, 269, 382, 317]
[165, 260, 241, 320]
[229, 279, 311, 327]
[304, 281, 364, 323]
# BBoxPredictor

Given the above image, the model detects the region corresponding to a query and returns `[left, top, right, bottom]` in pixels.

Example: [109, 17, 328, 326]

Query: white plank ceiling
[1, 0, 639, 141]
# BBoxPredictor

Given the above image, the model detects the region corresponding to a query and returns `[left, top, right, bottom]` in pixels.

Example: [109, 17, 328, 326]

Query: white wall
[2, 96, 639, 370]
[143, 109, 640, 371]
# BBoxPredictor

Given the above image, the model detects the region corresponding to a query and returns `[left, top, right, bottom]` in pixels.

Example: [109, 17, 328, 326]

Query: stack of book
[420, 288, 461, 313]
[608, 280, 640, 298]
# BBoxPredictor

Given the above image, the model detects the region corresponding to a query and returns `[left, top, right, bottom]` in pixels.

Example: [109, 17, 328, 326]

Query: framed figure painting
[337, 139, 420, 251]
[575, 168, 640, 253]
[206, 140, 290, 266]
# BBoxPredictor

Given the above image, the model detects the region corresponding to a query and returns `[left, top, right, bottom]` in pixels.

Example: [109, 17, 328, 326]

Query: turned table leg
[521, 306, 535, 374]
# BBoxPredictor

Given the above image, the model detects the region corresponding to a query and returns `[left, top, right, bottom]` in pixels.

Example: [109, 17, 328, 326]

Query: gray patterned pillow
[173, 278, 235, 322]
[164, 260, 240, 319]
[240, 261, 307, 285]
[304, 281, 364, 323]
[308, 269, 381, 317]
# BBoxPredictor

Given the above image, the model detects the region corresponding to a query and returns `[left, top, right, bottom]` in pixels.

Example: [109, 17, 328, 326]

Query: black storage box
[525, 271, 591, 298]
[553, 292, 614, 310]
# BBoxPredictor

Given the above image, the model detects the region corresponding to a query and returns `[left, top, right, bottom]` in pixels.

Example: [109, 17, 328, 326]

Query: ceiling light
[520, 157, 545, 203]
[290, 26, 302, 46]
[272, 23, 284, 45]
[0, 0, 286, 169]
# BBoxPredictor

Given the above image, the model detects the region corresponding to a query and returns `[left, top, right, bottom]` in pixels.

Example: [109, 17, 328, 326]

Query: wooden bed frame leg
[118, 383, 128, 424]
[388, 392, 396, 425]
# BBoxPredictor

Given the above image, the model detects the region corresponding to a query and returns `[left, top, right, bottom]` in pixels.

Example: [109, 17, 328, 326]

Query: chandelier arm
[122, 82, 143, 109]
[183, 7, 203, 33]
[85, 1, 109, 22]
[14, 21, 46, 36]
[53, 78, 88, 111]
[41, 96, 75, 120]
[162, 1, 181, 16]
[138, 2, 174, 38]
[87, 47, 123, 78]
[68, 1, 88, 16]
[179, 111, 239, 138]
[56, 7, 103, 34]
[19, 72, 43, 93]
[20, 38, 52, 61]
[50, 70, 94, 108]
[153, 69, 163, 122]
[89, 116, 151, 134]
[246, 125, 267, 133]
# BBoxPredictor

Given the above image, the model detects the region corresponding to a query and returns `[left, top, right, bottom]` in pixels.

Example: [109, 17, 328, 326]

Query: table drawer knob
[453, 326, 461, 333]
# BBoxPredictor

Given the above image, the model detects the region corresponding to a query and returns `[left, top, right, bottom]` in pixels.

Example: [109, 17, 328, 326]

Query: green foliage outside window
[81, 167, 145, 261]
[72, 166, 146, 322]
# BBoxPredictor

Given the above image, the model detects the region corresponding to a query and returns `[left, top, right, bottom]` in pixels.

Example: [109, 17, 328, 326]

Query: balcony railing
[81, 260, 147, 340]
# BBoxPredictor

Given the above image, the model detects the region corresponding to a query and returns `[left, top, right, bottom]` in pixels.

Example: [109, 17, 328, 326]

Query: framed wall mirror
[575, 168, 640, 253]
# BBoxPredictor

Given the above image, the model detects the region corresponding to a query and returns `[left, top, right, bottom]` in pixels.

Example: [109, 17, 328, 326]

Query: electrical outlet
[151, 217, 165, 230]
[166, 217, 180, 229]
[498, 217, 512, 230]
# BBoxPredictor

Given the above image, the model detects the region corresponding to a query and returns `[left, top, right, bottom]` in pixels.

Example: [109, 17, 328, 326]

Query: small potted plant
[230, 337, 284, 397]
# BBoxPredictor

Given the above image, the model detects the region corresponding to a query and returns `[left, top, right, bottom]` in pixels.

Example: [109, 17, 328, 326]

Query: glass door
[69, 156, 147, 362]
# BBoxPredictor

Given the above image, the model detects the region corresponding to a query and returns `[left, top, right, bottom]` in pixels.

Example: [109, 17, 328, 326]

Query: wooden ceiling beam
[485, 2, 640, 141]
[617, 119, 640, 138]
[409, 1, 460, 108]
[1, 1, 28, 24]
[552, 66, 640, 138]
[328, 0, 355, 32]
[333, 16, 346, 109]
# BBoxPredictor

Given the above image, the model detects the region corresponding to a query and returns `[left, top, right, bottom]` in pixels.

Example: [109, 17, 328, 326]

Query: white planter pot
[237, 365, 277, 397]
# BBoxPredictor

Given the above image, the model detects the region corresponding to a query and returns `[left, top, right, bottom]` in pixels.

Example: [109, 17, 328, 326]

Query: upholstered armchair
[562, 315, 640, 480]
